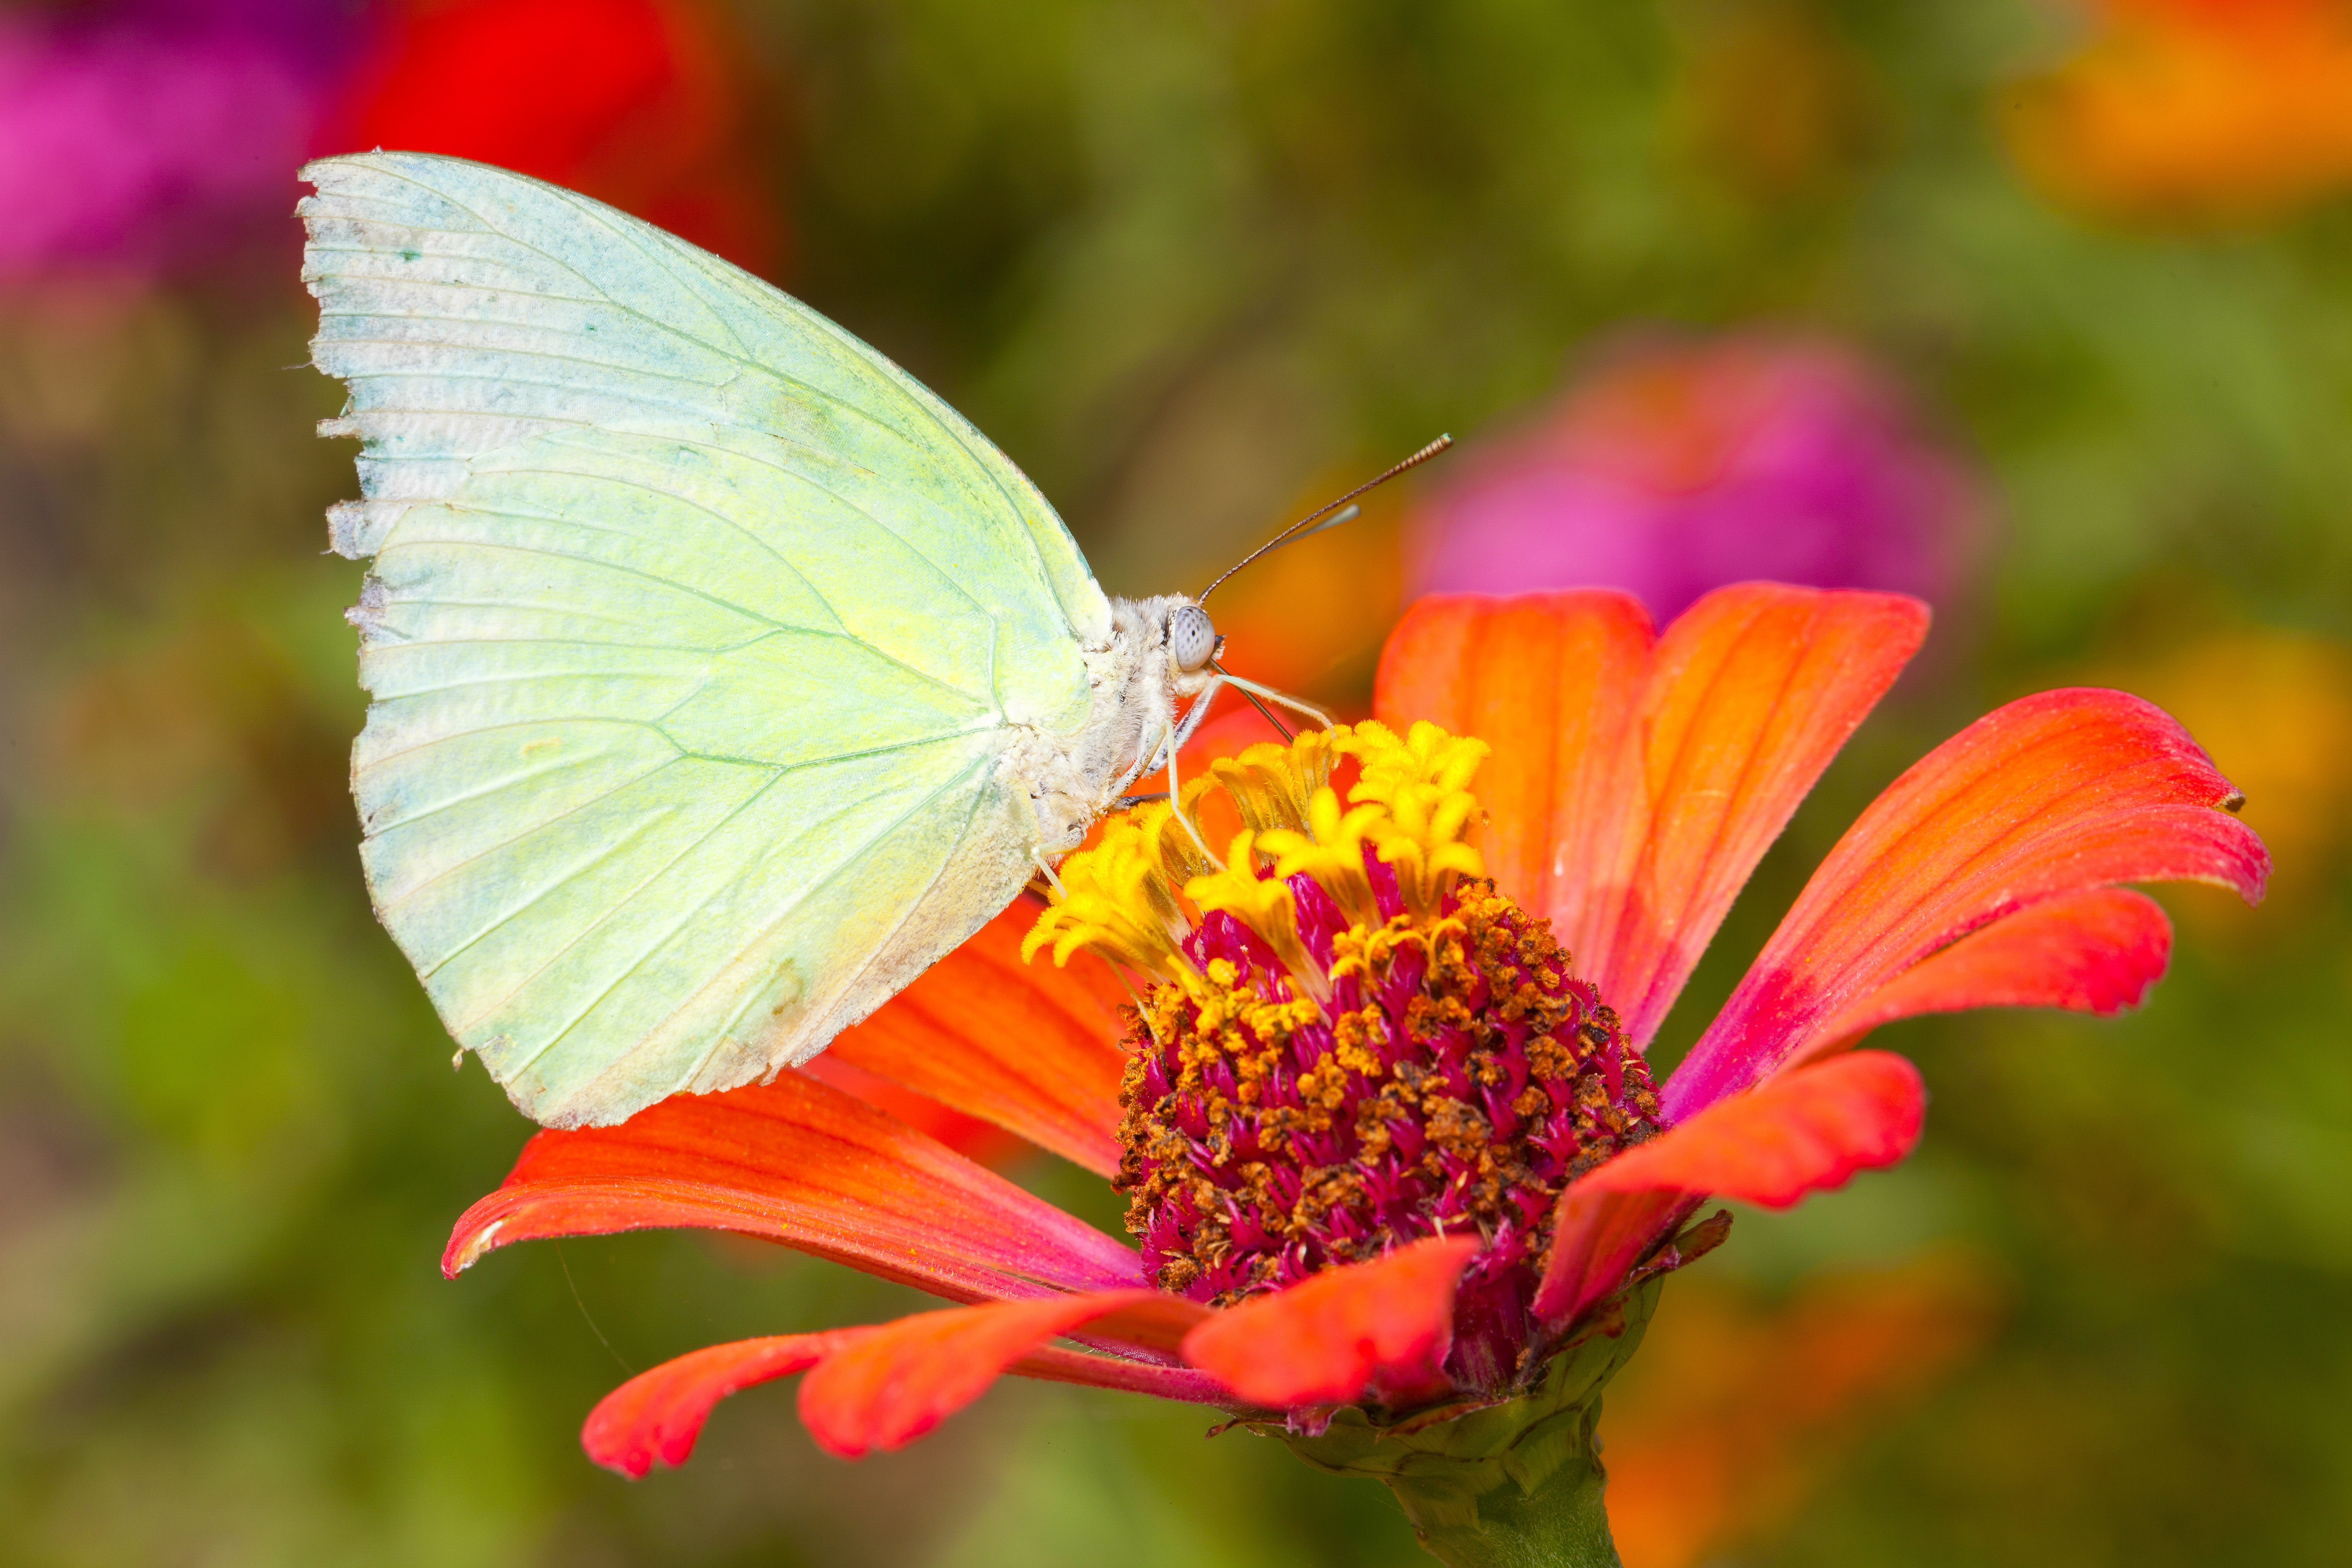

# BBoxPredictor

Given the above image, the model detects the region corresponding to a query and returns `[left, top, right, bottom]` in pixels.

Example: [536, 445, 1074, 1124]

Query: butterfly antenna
[1197, 433, 1454, 603]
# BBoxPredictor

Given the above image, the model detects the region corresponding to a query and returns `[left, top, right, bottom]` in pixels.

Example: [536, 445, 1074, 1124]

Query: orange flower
[2006, 0, 2352, 222]
[1602, 1255, 2002, 1568]
[441, 586, 2264, 1560]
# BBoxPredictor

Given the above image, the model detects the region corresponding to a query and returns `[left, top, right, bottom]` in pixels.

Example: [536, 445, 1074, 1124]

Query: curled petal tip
[441, 1213, 503, 1278]
[583, 1332, 860, 1480]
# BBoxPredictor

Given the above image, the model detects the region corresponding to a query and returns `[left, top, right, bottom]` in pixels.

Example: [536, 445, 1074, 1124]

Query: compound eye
[1168, 603, 1218, 671]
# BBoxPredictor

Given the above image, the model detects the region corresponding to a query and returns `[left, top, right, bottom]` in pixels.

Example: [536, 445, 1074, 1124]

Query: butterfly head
[1166, 601, 1220, 675]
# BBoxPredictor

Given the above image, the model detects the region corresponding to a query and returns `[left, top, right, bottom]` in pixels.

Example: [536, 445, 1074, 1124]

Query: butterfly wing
[301, 151, 1110, 1128]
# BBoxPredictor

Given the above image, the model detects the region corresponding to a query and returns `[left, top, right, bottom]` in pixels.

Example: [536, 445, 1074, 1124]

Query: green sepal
[1251, 1275, 1663, 1568]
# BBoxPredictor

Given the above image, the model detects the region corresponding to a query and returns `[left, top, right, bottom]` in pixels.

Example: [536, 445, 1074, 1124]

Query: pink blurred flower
[0, 2, 355, 284]
[1407, 334, 1981, 622]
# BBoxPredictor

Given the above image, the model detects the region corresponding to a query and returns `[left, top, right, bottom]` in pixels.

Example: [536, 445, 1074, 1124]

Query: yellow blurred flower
[2006, 0, 2352, 223]
[2095, 626, 2352, 910]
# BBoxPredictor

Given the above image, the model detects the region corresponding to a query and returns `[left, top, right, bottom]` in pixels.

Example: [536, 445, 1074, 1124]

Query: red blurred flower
[1406, 335, 1980, 624]
[318, 0, 781, 274]
[2006, 0, 2352, 222]
[442, 586, 2262, 1563]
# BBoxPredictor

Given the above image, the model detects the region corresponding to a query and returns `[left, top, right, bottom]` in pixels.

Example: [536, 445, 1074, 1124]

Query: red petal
[443, 1072, 1142, 1301]
[1179, 1235, 1481, 1408]
[583, 1294, 1222, 1475]
[825, 898, 1128, 1176]
[585, 1330, 867, 1478]
[1791, 887, 2173, 1070]
[1534, 1054, 1924, 1324]
[1666, 688, 2269, 1118]
[797, 1291, 1212, 1457]
[1378, 587, 1928, 1048]
[796, 1054, 1026, 1168]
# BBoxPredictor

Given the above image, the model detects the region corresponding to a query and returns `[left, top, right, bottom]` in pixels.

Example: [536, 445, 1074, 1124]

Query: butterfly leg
[1210, 668, 1332, 731]
[1167, 673, 1226, 751]
[1109, 965, 1163, 1045]
[1161, 719, 1219, 863]
[1116, 673, 1225, 797]
[1031, 851, 1070, 899]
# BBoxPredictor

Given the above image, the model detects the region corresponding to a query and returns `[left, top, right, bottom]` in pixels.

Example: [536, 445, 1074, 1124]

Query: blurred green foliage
[2, 2, 2347, 1565]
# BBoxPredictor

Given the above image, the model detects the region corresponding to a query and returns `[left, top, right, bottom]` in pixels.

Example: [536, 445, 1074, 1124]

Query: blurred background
[3, 0, 2350, 1563]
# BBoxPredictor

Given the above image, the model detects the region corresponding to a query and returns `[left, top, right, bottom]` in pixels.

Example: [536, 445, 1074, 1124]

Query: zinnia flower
[2006, 0, 2352, 223]
[443, 585, 2264, 1565]
[1405, 336, 1979, 624]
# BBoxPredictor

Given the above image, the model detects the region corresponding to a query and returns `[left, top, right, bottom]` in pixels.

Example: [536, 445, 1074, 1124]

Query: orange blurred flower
[1603, 1255, 2002, 1568]
[317, 0, 782, 274]
[2006, 0, 2352, 222]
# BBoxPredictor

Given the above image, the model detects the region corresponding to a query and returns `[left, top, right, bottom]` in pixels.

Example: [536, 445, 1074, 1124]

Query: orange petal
[443, 1072, 1142, 1301]
[1666, 687, 2269, 1118]
[1378, 587, 1928, 1049]
[1534, 1053, 1923, 1324]
[1377, 590, 1653, 959]
[1789, 887, 2174, 1071]
[584, 1294, 1223, 1475]
[798, 1291, 1217, 1457]
[1180, 1235, 1481, 1408]
[826, 897, 1128, 1176]
[1589, 586, 1931, 1047]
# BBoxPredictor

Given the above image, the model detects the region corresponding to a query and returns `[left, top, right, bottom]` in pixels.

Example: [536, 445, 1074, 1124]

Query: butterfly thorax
[1011, 594, 1215, 857]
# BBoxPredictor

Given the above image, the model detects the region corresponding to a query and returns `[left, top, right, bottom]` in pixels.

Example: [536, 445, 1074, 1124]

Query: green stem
[1264, 1279, 1659, 1568]
[1377, 1398, 1618, 1568]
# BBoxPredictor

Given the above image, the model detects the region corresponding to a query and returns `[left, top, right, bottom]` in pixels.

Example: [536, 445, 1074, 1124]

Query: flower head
[1034, 723, 1670, 1397]
[438, 585, 2266, 1561]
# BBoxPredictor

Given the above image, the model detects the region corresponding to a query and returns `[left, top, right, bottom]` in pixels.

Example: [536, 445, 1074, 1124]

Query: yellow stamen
[1337, 720, 1491, 916]
[1207, 731, 1340, 833]
[1022, 792, 1218, 984]
[1024, 720, 1492, 984]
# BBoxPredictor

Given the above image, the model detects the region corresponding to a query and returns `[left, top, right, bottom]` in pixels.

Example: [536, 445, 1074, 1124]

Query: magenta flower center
[1115, 869, 1662, 1394]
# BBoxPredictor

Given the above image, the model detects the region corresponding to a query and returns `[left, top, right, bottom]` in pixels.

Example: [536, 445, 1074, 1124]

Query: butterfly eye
[1168, 603, 1218, 671]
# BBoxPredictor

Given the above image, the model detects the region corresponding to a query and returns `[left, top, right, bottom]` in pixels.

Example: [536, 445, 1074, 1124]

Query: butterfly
[299, 151, 1353, 1130]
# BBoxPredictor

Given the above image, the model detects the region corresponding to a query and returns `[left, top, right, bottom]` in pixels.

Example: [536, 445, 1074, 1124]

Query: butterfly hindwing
[301, 152, 1109, 1127]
